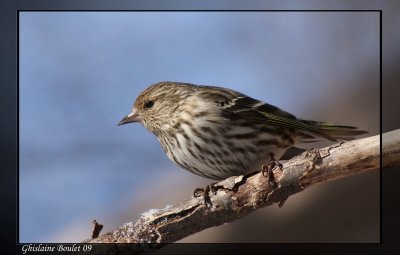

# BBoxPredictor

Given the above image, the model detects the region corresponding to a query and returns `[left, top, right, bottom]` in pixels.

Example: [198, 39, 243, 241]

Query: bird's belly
[159, 126, 289, 180]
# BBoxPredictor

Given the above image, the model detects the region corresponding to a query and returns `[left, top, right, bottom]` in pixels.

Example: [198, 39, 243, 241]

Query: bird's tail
[301, 120, 368, 142]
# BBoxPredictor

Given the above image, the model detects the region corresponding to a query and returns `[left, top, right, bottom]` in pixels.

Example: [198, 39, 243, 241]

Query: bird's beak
[118, 108, 142, 126]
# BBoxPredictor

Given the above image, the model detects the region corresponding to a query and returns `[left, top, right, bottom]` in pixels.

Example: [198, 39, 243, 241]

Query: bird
[118, 81, 367, 181]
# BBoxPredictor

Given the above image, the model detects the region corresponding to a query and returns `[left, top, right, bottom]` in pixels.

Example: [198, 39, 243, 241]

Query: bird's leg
[262, 153, 283, 188]
[193, 183, 217, 208]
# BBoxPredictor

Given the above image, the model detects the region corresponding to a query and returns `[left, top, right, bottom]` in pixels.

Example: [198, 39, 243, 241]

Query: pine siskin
[118, 81, 367, 180]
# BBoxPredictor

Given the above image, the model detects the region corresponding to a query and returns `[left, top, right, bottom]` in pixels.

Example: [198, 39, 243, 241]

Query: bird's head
[118, 82, 195, 134]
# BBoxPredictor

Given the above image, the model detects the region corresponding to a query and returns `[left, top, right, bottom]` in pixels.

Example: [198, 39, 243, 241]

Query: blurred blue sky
[19, 12, 379, 242]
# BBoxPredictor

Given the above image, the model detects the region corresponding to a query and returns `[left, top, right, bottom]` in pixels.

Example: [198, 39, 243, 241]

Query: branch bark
[84, 129, 399, 253]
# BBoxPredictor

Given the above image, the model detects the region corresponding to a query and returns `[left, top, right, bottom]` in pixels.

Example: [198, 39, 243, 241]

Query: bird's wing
[220, 95, 331, 139]
[196, 86, 364, 141]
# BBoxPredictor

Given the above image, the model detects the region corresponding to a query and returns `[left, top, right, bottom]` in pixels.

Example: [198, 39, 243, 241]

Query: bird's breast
[157, 118, 291, 180]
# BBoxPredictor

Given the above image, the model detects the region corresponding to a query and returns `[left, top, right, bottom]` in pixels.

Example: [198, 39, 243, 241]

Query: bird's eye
[144, 100, 154, 109]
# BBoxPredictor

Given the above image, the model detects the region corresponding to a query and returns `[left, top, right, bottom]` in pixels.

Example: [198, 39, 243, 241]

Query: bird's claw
[262, 153, 283, 188]
[193, 183, 217, 208]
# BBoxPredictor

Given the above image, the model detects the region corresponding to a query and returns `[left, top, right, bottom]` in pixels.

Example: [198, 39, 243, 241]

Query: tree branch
[84, 129, 399, 253]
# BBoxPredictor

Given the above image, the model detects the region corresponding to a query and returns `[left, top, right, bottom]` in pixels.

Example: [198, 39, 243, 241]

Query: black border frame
[2, 2, 392, 254]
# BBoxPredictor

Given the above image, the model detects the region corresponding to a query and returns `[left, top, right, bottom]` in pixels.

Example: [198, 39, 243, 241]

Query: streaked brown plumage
[118, 81, 367, 180]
